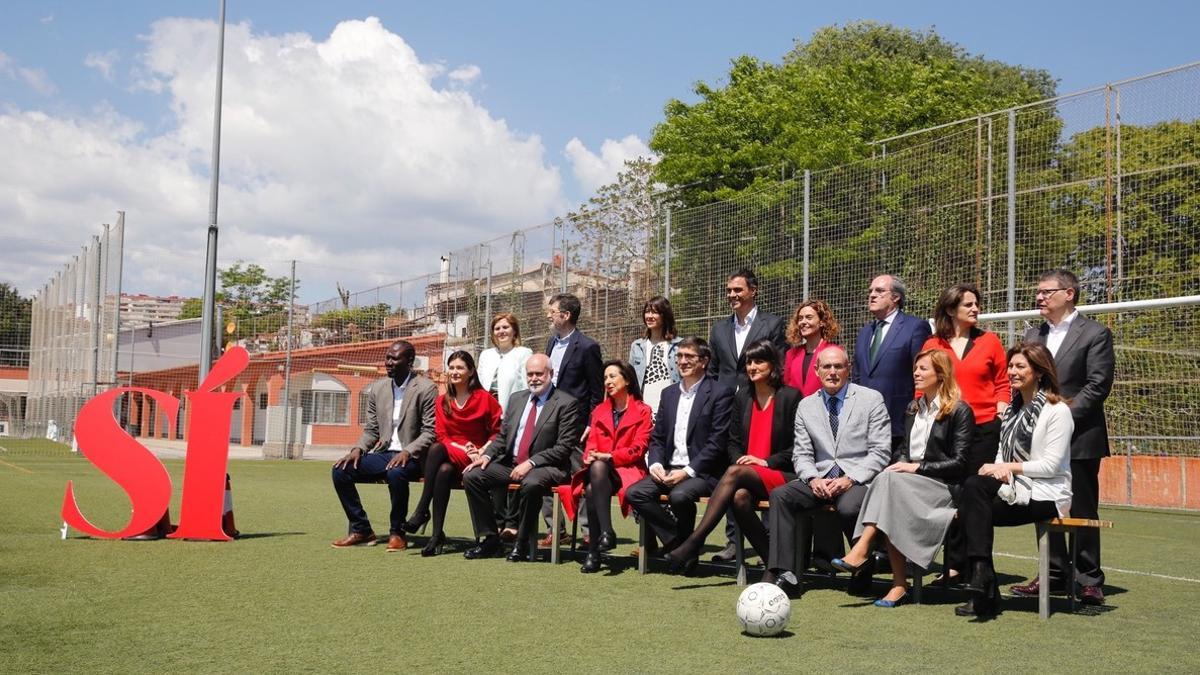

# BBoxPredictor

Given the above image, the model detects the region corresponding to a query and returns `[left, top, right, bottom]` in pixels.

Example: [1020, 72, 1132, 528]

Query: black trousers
[766, 479, 867, 576]
[958, 474, 1059, 564]
[1046, 457, 1104, 587]
[944, 418, 1003, 572]
[463, 461, 566, 545]
[626, 474, 715, 545]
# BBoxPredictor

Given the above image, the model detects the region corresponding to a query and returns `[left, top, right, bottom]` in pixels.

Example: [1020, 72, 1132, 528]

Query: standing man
[461, 354, 583, 561]
[330, 340, 437, 551]
[625, 337, 734, 570]
[763, 346, 892, 597]
[852, 274, 932, 450]
[1012, 269, 1114, 605]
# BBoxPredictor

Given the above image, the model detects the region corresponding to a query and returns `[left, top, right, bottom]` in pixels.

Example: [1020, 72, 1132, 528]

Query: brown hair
[912, 348, 962, 420]
[490, 313, 522, 347]
[1006, 342, 1064, 405]
[442, 350, 482, 416]
[786, 299, 840, 346]
[603, 359, 642, 401]
[641, 296, 677, 340]
[933, 283, 982, 339]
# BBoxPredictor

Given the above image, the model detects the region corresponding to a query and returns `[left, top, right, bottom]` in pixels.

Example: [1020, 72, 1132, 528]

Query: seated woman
[782, 299, 839, 396]
[665, 339, 800, 575]
[403, 350, 502, 556]
[955, 342, 1073, 617]
[831, 349, 976, 607]
[559, 360, 653, 573]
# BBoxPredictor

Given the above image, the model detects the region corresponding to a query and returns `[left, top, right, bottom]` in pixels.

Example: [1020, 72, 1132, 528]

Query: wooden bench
[1037, 517, 1114, 619]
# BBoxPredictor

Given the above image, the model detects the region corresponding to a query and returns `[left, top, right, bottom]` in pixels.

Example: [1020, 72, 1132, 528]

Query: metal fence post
[282, 259, 296, 459]
[1006, 108, 1017, 344]
[663, 208, 672, 297]
[802, 169, 811, 299]
[483, 259, 493, 353]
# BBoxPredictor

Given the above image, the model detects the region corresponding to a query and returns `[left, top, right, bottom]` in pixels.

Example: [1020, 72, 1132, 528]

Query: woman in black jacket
[664, 339, 801, 575]
[832, 348, 977, 607]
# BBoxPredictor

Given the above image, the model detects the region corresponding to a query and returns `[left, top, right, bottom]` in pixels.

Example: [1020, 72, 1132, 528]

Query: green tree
[311, 303, 394, 342]
[0, 283, 33, 366]
[178, 262, 298, 348]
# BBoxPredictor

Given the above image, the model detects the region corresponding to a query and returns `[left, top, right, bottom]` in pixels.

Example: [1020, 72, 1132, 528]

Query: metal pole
[663, 208, 672, 297]
[198, 0, 227, 383]
[111, 213, 124, 392]
[282, 260, 296, 459]
[90, 234, 102, 398]
[1114, 87, 1124, 302]
[986, 117, 994, 292]
[1006, 109, 1017, 344]
[483, 259, 493, 354]
[802, 170, 811, 299]
[561, 222, 569, 292]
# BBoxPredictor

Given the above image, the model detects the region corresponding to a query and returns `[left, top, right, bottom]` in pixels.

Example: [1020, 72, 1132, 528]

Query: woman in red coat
[782, 299, 840, 396]
[403, 350, 501, 556]
[560, 359, 652, 574]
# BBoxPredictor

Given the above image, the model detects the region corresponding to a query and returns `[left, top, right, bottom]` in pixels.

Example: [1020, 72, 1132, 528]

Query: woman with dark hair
[558, 359, 653, 573]
[783, 299, 840, 396]
[664, 339, 800, 575]
[403, 350, 502, 556]
[921, 282, 1010, 584]
[954, 342, 1073, 617]
[476, 312, 532, 414]
[628, 296, 682, 415]
[831, 349, 976, 607]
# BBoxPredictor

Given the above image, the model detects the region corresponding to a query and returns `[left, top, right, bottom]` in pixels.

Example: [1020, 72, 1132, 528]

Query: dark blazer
[353, 374, 438, 458]
[894, 399, 977, 484]
[544, 330, 604, 414]
[486, 387, 583, 471]
[707, 309, 787, 393]
[727, 386, 802, 479]
[647, 376, 734, 483]
[1026, 315, 1115, 460]
[852, 310, 933, 437]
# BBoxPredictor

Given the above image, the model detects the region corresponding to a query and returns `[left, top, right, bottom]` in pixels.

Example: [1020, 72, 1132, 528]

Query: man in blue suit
[852, 274, 932, 450]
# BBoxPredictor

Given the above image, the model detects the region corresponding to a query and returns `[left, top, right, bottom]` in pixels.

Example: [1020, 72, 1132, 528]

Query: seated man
[462, 354, 583, 561]
[331, 340, 437, 551]
[764, 346, 891, 595]
[625, 337, 733, 570]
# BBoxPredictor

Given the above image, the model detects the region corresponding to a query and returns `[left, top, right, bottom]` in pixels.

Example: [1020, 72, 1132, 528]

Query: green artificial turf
[2, 448, 1197, 673]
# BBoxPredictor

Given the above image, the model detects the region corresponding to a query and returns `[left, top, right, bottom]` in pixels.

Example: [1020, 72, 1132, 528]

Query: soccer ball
[736, 582, 791, 636]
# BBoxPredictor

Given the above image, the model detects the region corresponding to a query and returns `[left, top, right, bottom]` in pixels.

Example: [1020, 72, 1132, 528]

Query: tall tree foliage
[179, 262, 298, 348]
[0, 283, 33, 366]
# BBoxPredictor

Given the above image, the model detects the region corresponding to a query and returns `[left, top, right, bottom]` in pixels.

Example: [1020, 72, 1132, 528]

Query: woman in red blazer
[782, 299, 840, 396]
[559, 359, 652, 574]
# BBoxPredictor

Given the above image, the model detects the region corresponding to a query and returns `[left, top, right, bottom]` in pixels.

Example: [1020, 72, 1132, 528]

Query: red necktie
[515, 401, 538, 464]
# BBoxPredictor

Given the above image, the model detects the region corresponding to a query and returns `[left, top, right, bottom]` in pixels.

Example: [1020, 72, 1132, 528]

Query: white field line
[994, 551, 1200, 584]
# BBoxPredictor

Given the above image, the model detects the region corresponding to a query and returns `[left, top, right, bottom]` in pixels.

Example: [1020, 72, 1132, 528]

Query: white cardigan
[476, 346, 532, 414]
[995, 400, 1074, 516]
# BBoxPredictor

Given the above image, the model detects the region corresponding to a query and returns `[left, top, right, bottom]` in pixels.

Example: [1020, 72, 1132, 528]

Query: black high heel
[963, 560, 999, 617]
[402, 511, 430, 535]
[421, 532, 445, 557]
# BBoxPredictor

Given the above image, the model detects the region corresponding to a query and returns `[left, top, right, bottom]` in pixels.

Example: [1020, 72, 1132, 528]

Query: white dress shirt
[873, 307, 900, 345]
[549, 330, 575, 385]
[649, 378, 702, 478]
[387, 373, 412, 451]
[733, 305, 758, 356]
[1045, 310, 1079, 357]
[907, 395, 939, 461]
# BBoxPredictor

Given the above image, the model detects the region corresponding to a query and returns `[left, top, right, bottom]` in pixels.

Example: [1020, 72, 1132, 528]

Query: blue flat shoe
[874, 591, 909, 608]
[831, 557, 863, 573]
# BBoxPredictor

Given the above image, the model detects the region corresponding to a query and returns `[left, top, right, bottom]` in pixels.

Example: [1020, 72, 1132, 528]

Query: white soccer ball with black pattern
[736, 582, 791, 636]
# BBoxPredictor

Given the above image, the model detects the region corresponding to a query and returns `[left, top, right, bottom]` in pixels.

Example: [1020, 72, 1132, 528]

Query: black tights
[584, 460, 617, 553]
[412, 443, 457, 539]
[671, 465, 769, 562]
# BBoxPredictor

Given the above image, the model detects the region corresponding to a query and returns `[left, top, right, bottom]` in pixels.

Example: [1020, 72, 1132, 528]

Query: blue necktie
[826, 396, 844, 479]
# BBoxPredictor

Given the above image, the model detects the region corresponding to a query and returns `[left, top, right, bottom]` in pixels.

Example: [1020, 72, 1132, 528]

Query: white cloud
[84, 50, 120, 81]
[563, 134, 653, 195]
[0, 17, 566, 302]
[40, 14, 55, 24]
[447, 64, 481, 84]
[0, 51, 57, 95]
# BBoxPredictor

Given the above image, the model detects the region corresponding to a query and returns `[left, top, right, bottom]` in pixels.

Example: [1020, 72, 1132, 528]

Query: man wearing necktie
[462, 354, 583, 561]
[763, 346, 892, 597]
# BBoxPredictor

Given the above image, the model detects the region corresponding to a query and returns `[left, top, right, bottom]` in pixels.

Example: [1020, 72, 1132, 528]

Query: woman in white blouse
[476, 312, 533, 415]
[832, 349, 977, 607]
[628, 296, 682, 416]
[954, 341, 1073, 618]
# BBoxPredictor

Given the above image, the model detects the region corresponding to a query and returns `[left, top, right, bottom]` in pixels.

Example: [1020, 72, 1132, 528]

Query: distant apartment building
[119, 294, 188, 327]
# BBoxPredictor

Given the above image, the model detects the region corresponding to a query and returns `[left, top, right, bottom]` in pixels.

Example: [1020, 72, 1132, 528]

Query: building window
[300, 390, 350, 425]
[357, 391, 370, 425]
[258, 392, 268, 410]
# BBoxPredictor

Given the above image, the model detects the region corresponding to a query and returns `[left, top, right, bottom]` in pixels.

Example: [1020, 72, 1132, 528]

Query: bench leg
[911, 563, 923, 605]
[1038, 526, 1051, 620]
[1068, 530, 1079, 614]
[795, 514, 813, 575]
[551, 491, 561, 565]
[638, 517, 648, 575]
[734, 519, 747, 587]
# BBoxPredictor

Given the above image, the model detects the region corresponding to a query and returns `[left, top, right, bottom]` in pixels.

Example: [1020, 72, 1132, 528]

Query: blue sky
[1, 1, 1196, 301]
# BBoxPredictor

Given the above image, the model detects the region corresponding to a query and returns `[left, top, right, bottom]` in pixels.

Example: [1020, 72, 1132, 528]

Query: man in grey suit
[330, 340, 437, 551]
[1012, 269, 1115, 605]
[462, 354, 583, 562]
[763, 346, 892, 596]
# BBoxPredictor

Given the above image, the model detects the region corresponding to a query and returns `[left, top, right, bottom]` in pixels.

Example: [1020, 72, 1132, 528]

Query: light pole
[198, 0, 227, 383]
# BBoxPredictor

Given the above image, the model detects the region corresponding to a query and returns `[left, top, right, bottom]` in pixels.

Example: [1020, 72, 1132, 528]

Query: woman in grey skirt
[832, 348, 977, 607]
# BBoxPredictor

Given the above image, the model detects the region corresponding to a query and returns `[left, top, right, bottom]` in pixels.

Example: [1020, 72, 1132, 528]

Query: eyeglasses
[675, 353, 701, 362]
[817, 363, 849, 371]
[1035, 288, 1066, 297]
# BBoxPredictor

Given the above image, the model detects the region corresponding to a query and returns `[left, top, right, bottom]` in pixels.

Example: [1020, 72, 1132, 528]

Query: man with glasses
[763, 346, 892, 597]
[1010, 269, 1114, 606]
[626, 337, 734, 563]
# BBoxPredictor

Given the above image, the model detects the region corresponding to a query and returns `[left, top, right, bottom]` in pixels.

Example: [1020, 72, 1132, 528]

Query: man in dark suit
[1012, 268, 1115, 605]
[461, 354, 583, 561]
[330, 340, 437, 552]
[707, 268, 787, 394]
[545, 293, 604, 413]
[626, 337, 734, 561]
[852, 274, 932, 450]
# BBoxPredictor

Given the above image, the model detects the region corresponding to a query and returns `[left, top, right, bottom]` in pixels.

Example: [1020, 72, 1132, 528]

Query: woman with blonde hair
[782, 299, 839, 396]
[476, 312, 533, 414]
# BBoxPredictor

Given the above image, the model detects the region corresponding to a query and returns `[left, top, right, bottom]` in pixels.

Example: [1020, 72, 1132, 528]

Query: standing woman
[476, 312, 533, 414]
[629, 296, 682, 416]
[559, 360, 653, 573]
[831, 349, 976, 607]
[665, 339, 800, 575]
[955, 342, 1073, 617]
[404, 351, 502, 556]
[783, 299, 840, 396]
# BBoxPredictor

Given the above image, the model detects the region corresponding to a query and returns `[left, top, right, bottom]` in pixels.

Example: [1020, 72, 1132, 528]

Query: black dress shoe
[597, 531, 617, 552]
[463, 536, 501, 560]
[506, 545, 531, 562]
[775, 577, 803, 599]
[954, 598, 977, 617]
[580, 552, 602, 573]
[965, 560, 1000, 616]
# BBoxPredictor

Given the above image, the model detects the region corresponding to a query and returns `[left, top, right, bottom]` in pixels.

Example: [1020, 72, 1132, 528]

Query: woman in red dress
[403, 350, 501, 556]
[782, 299, 840, 396]
[665, 339, 801, 574]
[559, 360, 653, 574]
